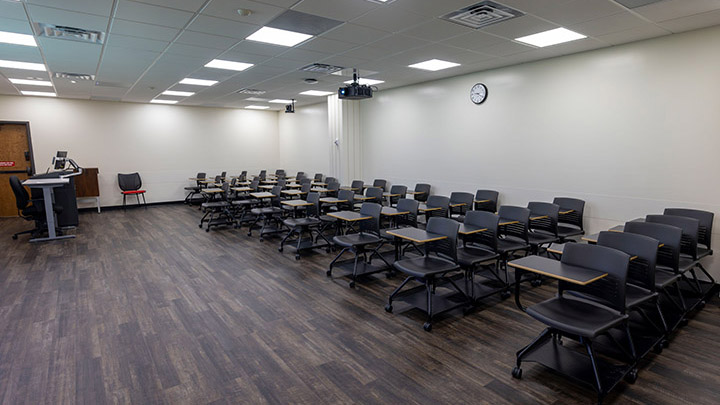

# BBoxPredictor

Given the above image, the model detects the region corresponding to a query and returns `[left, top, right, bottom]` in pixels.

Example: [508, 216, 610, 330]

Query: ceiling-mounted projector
[338, 68, 373, 100]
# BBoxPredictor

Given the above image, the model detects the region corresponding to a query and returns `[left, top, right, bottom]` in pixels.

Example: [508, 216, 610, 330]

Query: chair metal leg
[424, 279, 433, 331]
[582, 337, 604, 398]
[142, 193, 147, 209]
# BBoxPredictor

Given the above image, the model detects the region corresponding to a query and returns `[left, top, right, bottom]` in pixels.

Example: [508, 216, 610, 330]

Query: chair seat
[202, 201, 229, 209]
[526, 296, 628, 338]
[557, 225, 584, 238]
[333, 233, 381, 248]
[654, 268, 681, 288]
[319, 214, 336, 223]
[393, 256, 459, 278]
[121, 190, 146, 195]
[678, 256, 698, 273]
[625, 284, 657, 308]
[184, 186, 201, 191]
[457, 246, 499, 268]
[251, 207, 282, 215]
[697, 247, 712, 259]
[283, 217, 320, 228]
[527, 231, 557, 245]
[497, 238, 529, 254]
[232, 199, 258, 206]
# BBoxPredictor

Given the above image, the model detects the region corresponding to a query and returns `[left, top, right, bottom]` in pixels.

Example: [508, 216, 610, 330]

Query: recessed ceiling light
[515, 27, 586, 48]
[300, 90, 334, 96]
[344, 78, 384, 86]
[162, 90, 194, 97]
[205, 59, 253, 71]
[0, 31, 36, 47]
[408, 59, 461, 72]
[150, 99, 178, 104]
[0, 59, 46, 71]
[269, 99, 292, 104]
[246, 26, 312, 47]
[21, 91, 56, 97]
[246, 105, 270, 110]
[179, 78, 218, 86]
[9, 78, 52, 87]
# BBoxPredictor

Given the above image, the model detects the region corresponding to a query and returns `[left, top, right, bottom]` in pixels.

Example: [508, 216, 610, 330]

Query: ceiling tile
[596, 24, 672, 45]
[216, 50, 271, 65]
[293, 0, 379, 21]
[275, 48, 332, 63]
[128, 0, 207, 12]
[480, 15, 558, 39]
[569, 12, 648, 37]
[340, 45, 393, 61]
[27, 0, 114, 17]
[367, 34, 429, 52]
[352, 5, 431, 32]
[536, 0, 625, 26]
[183, 67, 238, 82]
[400, 19, 474, 42]
[481, 40, 534, 57]
[0, 43, 44, 64]
[440, 31, 506, 53]
[165, 42, 224, 59]
[659, 8, 720, 33]
[27, 4, 110, 31]
[202, 0, 285, 25]
[187, 15, 259, 39]
[115, 0, 193, 28]
[298, 37, 356, 53]
[259, 58, 307, 70]
[176, 31, 239, 50]
[229, 40, 289, 57]
[110, 19, 180, 41]
[321, 23, 389, 45]
[106, 33, 169, 52]
[37, 38, 102, 74]
[633, 0, 720, 23]
[0, 1, 28, 21]
[97, 46, 160, 85]
[0, 17, 33, 35]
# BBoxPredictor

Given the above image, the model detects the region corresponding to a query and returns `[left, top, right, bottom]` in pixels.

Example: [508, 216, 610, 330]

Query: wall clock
[470, 83, 488, 105]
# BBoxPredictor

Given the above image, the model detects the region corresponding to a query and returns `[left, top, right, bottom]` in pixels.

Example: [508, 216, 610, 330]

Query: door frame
[0, 121, 35, 176]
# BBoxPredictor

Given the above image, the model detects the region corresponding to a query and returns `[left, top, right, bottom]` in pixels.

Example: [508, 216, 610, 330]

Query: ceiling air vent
[34, 23, 106, 45]
[54, 72, 95, 81]
[440, 1, 524, 30]
[237, 88, 266, 95]
[300, 63, 344, 74]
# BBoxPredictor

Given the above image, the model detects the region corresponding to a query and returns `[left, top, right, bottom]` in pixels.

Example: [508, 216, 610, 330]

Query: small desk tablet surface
[319, 197, 347, 204]
[261, 180, 278, 184]
[312, 182, 328, 186]
[188, 178, 205, 181]
[238, 181, 251, 185]
[340, 186, 359, 191]
[474, 199, 490, 203]
[311, 188, 329, 193]
[202, 188, 223, 193]
[419, 206, 441, 213]
[286, 184, 302, 188]
[458, 224, 488, 235]
[281, 200, 312, 207]
[498, 218, 520, 226]
[281, 190, 304, 196]
[381, 207, 409, 216]
[383, 193, 401, 198]
[259, 185, 275, 190]
[548, 243, 638, 261]
[231, 187, 252, 192]
[385, 227, 446, 243]
[508, 255, 607, 285]
[449, 202, 467, 208]
[406, 190, 426, 195]
[559, 209, 574, 215]
[354, 195, 374, 201]
[250, 192, 274, 199]
[326, 211, 371, 222]
[529, 215, 548, 221]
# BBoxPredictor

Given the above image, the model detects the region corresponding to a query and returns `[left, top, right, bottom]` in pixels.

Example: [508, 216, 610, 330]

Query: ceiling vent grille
[440, 1, 524, 30]
[54, 72, 95, 81]
[300, 63, 344, 74]
[237, 88, 266, 95]
[34, 23, 106, 45]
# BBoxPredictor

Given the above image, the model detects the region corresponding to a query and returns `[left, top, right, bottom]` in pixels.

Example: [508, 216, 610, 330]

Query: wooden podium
[75, 167, 100, 213]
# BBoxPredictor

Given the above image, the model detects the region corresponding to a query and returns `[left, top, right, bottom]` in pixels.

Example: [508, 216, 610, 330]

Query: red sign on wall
[0, 161, 16, 167]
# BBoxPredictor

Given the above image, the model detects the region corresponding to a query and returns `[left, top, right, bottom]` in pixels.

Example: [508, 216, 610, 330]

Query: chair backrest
[527, 201, 559, 237]
[118, 172, 142, 191]
[560, 243, 630, 313]
[396, 198, 419, 227]
[327, 181, 340, 197]
[277, 179, 287, 189]
[350, 180, 364, 195]
[326, 177, 337, 184]
[497, 205, 530, 243]
[553, 197, 585, 231]
[474, 190, 498, 212]
[220, 171, 226, 179]
[372, 179, 387, 191]
[296, 171, 304, 179]
[463, 211, 499, 253]
[275, 169, 284, 176]
[196, 172, 206, 185]
[306, 192, 321, 217]
[414, 183, 431, 202]
[449, 192, 473, 216]
[230, 178, 237, 187]
[624, 221, 682, 274]
[300, 183, 311, 193]
[337, 189, 355, 211]
[249, 178, 260, 191]
[258, 171, 266, 181]
[389, 184, 407, 205]
[240, 170, 247, 181]
[358, 203, 382, 235]
[270, 185, 282, 207]
[425, 217, 459, 262]
[664, 208, 713, 250]
[300, 178, 311, 185]
[646, 214, 699, 260]
[9, 175, 30, 211]
[221, 182, 231, 200]
[214, 175, 222, 183]
[314, 173, 323, 182]
[598, 231, 658, 292]
[365, 187, 384, 205]
[426, 195, 450, 218]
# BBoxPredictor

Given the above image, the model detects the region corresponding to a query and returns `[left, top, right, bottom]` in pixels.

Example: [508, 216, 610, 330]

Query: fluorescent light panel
[162, 90, 194, 97]
[515, 27, 586, 48]
[300, 90, 333, 96]
[0, 59, 46, 71]
[21, 91, 55, 97]
[269, 99, 292, 104]
[0, 31, 36, 47]
[205, 59, 253, 71]
[9, 78, 52, 87]
[246, 27, 312, 47]
[151, 99, 178, 104]
[179, 78, 218, 86]
[344, 78, 384, 85]
[246, 105, 270, 110]
[408, 59, 460, 71]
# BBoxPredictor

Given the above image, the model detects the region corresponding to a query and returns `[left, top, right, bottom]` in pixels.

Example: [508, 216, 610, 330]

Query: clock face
[470, 83, 487, 104]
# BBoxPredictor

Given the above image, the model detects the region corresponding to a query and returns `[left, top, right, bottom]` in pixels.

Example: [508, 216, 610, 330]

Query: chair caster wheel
[512, 367, 522, 379]
[349, 281, 355, 288]
[278, 247, 283, 252]
[205, 229, 210, 232]
[12, 235, 18, 240]
[662, 339, 669, 348]
[295, 255, 300, 260]
[680, 318, 689, 327]
[501, 290, 511, 300]
[259, 238, 264, 242]
[385, 304, 393, 313]
[247, 232, 252, 237]
[625, 369, 638, 384]
[198, 224, 202, 228]
[698, 300, 706, 309]
[531, 279, 542, 287]
[423, 322, 432, 332]
[326, 270, 332, 277]
[462, 306, 474, 316]
[653, 344, 663, 354]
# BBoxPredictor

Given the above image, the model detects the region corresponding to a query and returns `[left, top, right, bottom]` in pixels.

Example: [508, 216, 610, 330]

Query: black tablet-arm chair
[497, 206, 531, 279]
[663, 208, 714, 283]
[327, 181, 340, 198]
[413, 183, 431, 203]
[184, 172, 206, 204]
[247, 186, 285, 240]
[335, 189, 356, 213]
[314, 173, 323, 182]
[449, 192, 473, 221]
[457, 211, 505, 300]
[365, 187, 384, 205]
[379, 198, 421, 256]
[327, 203, 391, 288]
[514, 244, 635, 403]
[474, 190, 498, 212]
[553, 197, 585, 242]
[422, 195, 449, 224]
[385, 217, 470, 332]
[527, 202, 560, 254]
[372, 179, 387, 192]
[199, 182, 234, 232]
[387, 184, 407, 207]
[350, 180, 364, 196]
[10, 175, 62, 240]
[279, 192, 332, 259]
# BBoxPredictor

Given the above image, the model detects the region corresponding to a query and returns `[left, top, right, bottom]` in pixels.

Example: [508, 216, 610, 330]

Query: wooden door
[0, 122, 34, 217]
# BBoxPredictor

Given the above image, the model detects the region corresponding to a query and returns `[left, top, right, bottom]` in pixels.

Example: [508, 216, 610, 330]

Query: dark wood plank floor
[0, 204, 718, 404]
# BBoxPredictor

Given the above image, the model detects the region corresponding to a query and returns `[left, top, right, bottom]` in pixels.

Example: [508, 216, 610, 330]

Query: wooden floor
[0, 204, 718, 404]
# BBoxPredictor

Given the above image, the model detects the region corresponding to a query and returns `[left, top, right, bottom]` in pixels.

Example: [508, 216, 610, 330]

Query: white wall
[360, 26, 720, 276]
[0, 96, 279, 207]
[278, 101, 331, 178]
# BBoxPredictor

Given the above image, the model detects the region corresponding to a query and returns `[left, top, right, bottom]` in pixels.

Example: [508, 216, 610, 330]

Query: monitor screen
[53, 151, 68, 170]
[56, 151, 67, 158]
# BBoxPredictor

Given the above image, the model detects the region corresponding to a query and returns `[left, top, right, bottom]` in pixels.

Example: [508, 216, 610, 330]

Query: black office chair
[513, 244, 636, 403]
[9, 175, 62, 240]
[314, 173, 323, 182]
[184, 172, 205, 204]
[365, 187, 384, 205]
[413, 183, 431, 203]
[663, 208, 714, 286]
[553, 197, 585, 242]
[350, 180, 364, 196]
[327, 181, 340, 198]
[199, 182, 234, 232]
[457, 211, 505, 300]
[248, 186, 284, 240]
[526, 202, 560, 254]
[118, 172, 147, 210]
[300, 178, 312, 186]
[646, 214, 703, 294]
[279, 192, 332, 259]
[385, 217, 469, 332]
[295, 171, 304, 180]
[497, 206, 531, 276]
[372, 179, 387, 192]
[259, 170, 267, 181]
[387, 184, 407, 207]
[325, 177, 337, 184]
[449, 191, 473, 221]
[238, 170, 247, 181]
[421, 195, 449, 223]
[379, 198, 420, 256]
[474, 190, 498, 212]
[335, 189, 355, 213]
[327, 203, 391, 288]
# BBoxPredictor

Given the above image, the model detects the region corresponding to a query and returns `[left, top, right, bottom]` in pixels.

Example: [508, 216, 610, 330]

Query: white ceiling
[1, 0, 719, 109]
